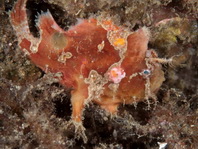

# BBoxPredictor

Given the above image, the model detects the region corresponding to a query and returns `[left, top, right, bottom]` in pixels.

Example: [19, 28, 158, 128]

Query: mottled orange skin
[10, 0, 164, 123]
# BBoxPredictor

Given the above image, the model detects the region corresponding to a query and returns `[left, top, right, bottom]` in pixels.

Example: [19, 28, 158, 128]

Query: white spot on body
[30, 44, 38, 53]
[97, 40, 105, 52]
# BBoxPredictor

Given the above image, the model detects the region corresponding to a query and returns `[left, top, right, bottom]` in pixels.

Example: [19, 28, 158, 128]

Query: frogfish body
[10, 0, 165, 125]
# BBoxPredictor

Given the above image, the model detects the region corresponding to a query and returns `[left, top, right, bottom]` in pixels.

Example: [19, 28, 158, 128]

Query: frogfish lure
[10, 0, 165, 142]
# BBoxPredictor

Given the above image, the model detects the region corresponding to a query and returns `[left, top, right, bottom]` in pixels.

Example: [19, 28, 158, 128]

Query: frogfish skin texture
[10, 0, 165, 127]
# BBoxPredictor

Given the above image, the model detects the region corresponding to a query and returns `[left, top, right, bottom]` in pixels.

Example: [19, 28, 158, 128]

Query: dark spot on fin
[52, 32, 68, 50]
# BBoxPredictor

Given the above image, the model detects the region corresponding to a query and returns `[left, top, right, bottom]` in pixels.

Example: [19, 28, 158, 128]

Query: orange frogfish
[10, 0, 165, 141]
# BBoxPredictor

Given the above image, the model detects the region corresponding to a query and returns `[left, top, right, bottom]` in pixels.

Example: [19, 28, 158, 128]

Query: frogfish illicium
[10, 0, 166, 142]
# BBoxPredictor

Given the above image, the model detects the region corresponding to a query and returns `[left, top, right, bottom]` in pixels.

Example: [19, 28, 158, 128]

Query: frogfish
[10, 0, 165, 142]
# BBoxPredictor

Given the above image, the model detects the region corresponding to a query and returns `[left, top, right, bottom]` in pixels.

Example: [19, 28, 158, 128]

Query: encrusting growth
[10, 0, 167, 143]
